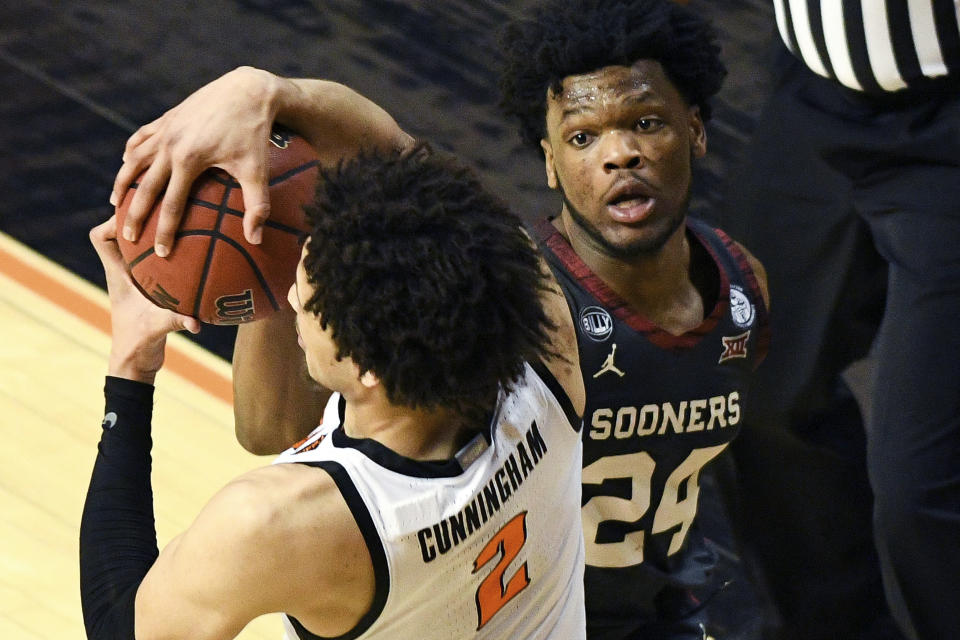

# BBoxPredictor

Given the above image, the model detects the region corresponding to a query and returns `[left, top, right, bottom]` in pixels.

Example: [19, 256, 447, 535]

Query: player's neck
[341, 391, 481, 461]
[562, 219, 705, 333]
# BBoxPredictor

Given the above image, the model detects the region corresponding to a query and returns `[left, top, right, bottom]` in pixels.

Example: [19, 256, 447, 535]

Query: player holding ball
[81, 142, 588, 639]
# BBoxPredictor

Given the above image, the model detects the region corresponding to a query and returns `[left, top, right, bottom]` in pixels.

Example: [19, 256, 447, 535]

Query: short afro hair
[499, 0, 727, 150]
[301, 141, 557, 417]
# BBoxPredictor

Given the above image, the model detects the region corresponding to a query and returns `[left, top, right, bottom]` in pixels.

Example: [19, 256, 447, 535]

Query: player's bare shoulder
[539, 262, 585, 417]
[517, 226, 584, 416]
[219, 464, 376, 633]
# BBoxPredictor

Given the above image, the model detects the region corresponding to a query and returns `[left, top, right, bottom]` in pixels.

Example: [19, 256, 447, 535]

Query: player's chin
[600, 228, 671, 259]
[610, 212, 683, 255]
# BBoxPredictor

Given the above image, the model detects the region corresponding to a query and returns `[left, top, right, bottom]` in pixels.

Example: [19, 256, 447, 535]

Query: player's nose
[601, 131, 642, 172]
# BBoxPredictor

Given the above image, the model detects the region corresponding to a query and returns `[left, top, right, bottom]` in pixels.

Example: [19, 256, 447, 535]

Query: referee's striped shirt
[774, 0, 960, 92]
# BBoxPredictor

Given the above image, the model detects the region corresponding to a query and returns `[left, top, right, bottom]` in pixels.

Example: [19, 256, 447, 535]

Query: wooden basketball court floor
[0, 230, 282, 638]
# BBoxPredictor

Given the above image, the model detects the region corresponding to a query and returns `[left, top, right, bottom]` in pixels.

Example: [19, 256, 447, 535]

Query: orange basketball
[115, 128, 318, 325]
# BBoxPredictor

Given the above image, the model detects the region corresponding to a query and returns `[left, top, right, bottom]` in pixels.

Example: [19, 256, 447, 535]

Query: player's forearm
[269, 75, 415, 163]
[233, 311, 328, 454]
[80, 377, 159, 639]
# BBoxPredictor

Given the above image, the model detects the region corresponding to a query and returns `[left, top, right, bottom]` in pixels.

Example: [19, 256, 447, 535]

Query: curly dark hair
[498, 0, 727, 150]
[301, 141, 556, 417]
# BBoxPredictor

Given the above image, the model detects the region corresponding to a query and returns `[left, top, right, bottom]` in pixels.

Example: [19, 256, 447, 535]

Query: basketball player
[111, 2, 769, 637]
[499, 3, 769, 637]
[80, 143, 588, 639]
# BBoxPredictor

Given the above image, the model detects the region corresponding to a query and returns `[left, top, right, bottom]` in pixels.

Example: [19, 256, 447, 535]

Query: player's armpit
[133, 473, 280, 640]
[233, 308, 329, 455]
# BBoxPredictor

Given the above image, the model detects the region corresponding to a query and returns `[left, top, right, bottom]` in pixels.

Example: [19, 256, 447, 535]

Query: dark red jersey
[535, 216, 770, 629]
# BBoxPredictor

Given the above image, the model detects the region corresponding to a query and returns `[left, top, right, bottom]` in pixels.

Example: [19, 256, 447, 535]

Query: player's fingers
[122, 120, 158, 160]
[91, 213, 118, 239]
[112, 121, 162, 207]
[89, 216, 120, 261]
[89, 216, 133, 292]
[238, 175, 271, 245]
[153, 168, 198, 258]
[175, 314, 201, 335]
[121, 159, 171, 244]
[111, 155, 150, 209]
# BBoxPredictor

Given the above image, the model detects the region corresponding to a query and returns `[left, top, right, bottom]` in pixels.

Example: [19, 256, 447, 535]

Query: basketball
[115, 128, 318, 325]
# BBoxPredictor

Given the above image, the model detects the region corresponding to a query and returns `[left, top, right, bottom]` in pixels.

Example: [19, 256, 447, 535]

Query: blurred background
[0, 0, 776, 360]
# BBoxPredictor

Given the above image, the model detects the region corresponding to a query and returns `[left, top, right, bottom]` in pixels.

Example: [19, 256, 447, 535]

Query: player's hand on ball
[90, 216, 200, 384]
[113, 130, 316, 326]
[111, 66, 281, 255]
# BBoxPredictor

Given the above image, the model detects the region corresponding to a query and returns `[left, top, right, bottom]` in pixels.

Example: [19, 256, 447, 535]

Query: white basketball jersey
[273, 362, 585, 640]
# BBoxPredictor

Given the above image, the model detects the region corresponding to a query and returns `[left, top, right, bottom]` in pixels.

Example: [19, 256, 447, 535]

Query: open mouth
[605, 178, 657, 223]
[607, 194, 654, 223]
[610, 195, 650, 208]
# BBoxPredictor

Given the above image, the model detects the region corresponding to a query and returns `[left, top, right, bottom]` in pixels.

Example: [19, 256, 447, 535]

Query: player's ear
[688, 105, 706, 158]
[541, 139, 558, 190]
[359, 370, 379, 388]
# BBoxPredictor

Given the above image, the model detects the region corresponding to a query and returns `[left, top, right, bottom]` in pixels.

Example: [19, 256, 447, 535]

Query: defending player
[499, 2, 769, 637]
[110, 2, 769, 637]
[80, 143, 587, 639]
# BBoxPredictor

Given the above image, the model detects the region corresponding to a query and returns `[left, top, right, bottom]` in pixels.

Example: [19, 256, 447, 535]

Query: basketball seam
[194, 185, 231, 318]
[201, 159, 317, 188]
[178, 230, 281, 314]
[128, 249, 153, 269]
[186, 197, 306, 236]
[268, 160, 319, 186]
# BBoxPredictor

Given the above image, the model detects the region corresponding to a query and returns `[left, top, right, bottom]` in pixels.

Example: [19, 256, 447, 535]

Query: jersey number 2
[472, 511, 530, 629]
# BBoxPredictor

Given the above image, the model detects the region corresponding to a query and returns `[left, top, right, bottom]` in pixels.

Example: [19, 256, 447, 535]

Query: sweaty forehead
[550, 60, 669, 107]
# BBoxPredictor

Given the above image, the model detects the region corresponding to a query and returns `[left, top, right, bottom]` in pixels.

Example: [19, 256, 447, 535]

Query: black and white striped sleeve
[773, 0, 960, 92]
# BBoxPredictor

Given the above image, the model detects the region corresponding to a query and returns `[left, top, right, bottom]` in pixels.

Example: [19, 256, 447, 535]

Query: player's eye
[569, 132, 591, 148]
[636, 118, 662, 132]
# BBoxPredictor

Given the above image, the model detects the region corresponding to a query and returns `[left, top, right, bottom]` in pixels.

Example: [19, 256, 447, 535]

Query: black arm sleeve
[79, 376, 158, 640]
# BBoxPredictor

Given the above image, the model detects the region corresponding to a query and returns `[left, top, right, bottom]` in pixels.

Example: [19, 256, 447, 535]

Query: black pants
[718, 51, 960, 640]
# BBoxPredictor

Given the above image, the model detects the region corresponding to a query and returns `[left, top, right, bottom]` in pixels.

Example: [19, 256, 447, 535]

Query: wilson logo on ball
[215, 290, 255, 324]
[150, 284, 181, 311]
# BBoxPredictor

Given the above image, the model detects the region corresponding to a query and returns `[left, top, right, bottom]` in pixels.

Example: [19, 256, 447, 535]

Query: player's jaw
[557, 174, 688, 260]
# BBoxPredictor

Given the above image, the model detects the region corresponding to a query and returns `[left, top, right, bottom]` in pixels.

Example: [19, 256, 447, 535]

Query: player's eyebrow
[559, 104, 591, 120]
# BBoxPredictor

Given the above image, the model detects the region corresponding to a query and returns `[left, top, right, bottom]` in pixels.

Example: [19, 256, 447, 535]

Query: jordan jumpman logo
[593, 343, 625, 378]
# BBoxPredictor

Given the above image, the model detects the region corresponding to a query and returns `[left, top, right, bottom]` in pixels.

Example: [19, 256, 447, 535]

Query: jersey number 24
[582, 445, 726, 567]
